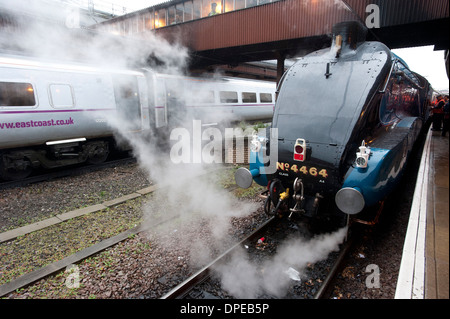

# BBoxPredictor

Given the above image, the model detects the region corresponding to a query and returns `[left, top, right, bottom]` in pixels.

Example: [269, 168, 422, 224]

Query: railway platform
[395, 128, 449, 299]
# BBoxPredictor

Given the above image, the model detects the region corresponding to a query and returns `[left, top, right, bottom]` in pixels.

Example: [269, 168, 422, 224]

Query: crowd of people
[431, 94, 449, 137]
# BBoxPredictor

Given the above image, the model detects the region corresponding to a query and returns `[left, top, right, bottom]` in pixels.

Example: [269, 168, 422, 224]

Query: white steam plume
[0, 0, 188, 70]
[215, 226, 348, 298]
[2, 0, 259, 270]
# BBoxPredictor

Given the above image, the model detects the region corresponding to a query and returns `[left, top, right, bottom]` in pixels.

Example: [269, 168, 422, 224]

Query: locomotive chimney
[331, 21, 368, 57]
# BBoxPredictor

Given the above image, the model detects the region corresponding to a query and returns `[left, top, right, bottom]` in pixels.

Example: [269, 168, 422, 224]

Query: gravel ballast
[0, 162, 268, 298]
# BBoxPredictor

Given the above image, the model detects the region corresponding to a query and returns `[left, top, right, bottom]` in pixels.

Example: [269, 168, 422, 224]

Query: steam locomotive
[0, 54, 275, 180]
[235, 21, 433, 227]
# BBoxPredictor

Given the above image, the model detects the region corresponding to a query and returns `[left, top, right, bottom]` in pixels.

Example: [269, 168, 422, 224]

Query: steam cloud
[1, 0, 261, 282]
[2, 0, 256, 267]
[2, 0, 349, 299]
[0, 0, 188, 71]
[215, 226, 348, 298]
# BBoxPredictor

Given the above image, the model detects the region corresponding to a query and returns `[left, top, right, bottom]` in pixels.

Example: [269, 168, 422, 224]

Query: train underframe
[0, 138, 114, 180]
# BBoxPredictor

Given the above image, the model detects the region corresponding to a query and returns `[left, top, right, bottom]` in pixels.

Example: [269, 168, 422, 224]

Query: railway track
[312, 236, 353, 299]
[1, 193, 351, 300]
[0, 212, 275, 298]
[161, 216, 277, 299]
[162, 217, 353, 300]
[0, 214, 173, 297]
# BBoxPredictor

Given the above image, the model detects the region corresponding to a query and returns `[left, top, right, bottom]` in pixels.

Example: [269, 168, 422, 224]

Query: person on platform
[208, 2, 219, 16]
[432, 95, 445, 131]
[442, 96, 449, 137]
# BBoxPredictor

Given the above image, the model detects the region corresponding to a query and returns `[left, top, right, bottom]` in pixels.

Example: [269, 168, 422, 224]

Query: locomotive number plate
[277, 162, 328, 178]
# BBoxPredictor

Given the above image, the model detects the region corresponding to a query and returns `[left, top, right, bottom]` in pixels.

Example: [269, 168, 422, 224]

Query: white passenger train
[0, 54, 275, 180]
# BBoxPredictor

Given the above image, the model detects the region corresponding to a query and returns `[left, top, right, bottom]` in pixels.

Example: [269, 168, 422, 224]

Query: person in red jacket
[432, 95, 445, 131]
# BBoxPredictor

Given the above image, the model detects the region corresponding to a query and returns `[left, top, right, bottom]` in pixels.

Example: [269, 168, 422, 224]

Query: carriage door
[166, 83, 187, 128]
[112, 75, 142, 131]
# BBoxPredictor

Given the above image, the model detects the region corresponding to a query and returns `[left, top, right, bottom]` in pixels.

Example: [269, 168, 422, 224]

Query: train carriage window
[156, 82, 166, 106]
[202, 90, 215, 103]
[187, 90, 214, 104]
[0, 82, 36, 107]
[49, 84, 74, 108]
[380, 60, 422, 126]
[242, 92, 257, 103]
[154, 80, 167, 128]
[220, 91, 238, 103]
[260, 93, 273, 103]
[379, 76, 400, 125]
[397, 61, 421, 88]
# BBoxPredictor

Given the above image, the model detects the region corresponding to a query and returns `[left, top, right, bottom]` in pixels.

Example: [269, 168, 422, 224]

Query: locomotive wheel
[86, 142, 109, 164]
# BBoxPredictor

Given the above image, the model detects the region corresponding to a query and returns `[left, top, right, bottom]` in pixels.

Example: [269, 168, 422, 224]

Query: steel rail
[160, 216, 277, 299]
[313, 235, 354, 299]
